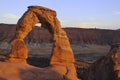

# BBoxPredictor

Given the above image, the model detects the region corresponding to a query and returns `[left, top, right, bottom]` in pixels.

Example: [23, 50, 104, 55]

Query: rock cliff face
[4, 6, 78, 80]
[82, 43, 120, 80]
[0, 24, 120, 45]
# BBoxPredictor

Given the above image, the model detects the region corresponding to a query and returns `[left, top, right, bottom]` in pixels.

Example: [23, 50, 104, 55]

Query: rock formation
[5, 6, 78, 80]
[83, 43, 120, 80]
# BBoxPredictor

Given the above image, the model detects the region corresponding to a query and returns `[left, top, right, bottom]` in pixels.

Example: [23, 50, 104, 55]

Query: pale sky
[0, 0, 120, 29]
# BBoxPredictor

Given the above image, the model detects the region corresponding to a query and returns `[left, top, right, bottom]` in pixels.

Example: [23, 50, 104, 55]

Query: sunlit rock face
[5, 6, 78, 80]
[84, 43, 120, 80]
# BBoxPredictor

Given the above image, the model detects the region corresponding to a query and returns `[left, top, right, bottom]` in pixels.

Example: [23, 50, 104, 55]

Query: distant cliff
[0, 23, 120, 45]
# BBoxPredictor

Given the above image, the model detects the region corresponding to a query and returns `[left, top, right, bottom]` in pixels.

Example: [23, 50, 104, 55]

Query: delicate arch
[6, 6, 78, 80]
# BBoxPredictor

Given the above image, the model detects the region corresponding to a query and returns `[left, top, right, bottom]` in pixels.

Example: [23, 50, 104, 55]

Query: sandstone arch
[6, 6, 78, 80]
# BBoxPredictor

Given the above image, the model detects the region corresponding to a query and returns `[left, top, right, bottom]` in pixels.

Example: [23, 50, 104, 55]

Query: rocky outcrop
[4, 6, 78, 80]
[83, 43, 120, 80]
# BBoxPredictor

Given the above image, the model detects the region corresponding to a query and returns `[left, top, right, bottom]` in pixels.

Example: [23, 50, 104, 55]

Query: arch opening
[35, 23, 41, 28]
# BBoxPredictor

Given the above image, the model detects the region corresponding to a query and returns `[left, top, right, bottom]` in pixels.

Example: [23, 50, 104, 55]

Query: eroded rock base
[6, 39, 28, 64]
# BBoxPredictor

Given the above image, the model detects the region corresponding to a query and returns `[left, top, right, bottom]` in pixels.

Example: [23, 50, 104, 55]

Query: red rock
[6, 39, 28, 63]
[5, 6, 78, 80]
[0, 62, 64, 80]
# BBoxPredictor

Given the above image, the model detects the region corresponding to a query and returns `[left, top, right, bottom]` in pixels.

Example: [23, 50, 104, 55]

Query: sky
[0, 0, 120, 29]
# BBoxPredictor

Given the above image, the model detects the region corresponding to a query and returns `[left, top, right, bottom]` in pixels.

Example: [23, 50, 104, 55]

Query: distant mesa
[0, 24, 120, 45]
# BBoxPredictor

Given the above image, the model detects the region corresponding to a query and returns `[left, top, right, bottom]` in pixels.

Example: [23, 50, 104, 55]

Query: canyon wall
[0, 24, 120, 45]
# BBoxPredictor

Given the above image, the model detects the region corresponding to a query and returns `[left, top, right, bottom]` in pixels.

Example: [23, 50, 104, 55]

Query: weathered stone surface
[6, 39, 28, 63]
[0, 62, 65, 80]
[5, 6, 78, 80]
[83, 43, 120, 80]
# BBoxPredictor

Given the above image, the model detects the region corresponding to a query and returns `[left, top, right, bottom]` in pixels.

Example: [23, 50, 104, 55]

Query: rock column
[5, 7, 39, 63]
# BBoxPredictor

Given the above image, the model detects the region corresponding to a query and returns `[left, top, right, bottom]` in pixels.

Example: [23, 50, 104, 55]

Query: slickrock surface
[3, 6, 78, 80]
[0, 62, 64, 80]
